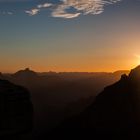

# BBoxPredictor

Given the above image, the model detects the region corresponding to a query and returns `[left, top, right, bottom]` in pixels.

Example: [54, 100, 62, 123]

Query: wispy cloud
[25, 8, 39, 16]
[7, 11, 13, 15]
[52, 3, 81, 19]
[0, 11, 13, 15]
[25, 0, 121, 18]
[37, 3, 53, 9]
[25, 2, 52, 16]
[51, 0, 121, 18]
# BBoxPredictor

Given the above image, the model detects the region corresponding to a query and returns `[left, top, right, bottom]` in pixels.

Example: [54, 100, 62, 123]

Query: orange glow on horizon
[0, 63, 138, 74]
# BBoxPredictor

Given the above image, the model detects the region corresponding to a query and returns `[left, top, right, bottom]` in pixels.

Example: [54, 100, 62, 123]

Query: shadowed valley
[49, 66, 140, 140]
[0, 68, 130, 138]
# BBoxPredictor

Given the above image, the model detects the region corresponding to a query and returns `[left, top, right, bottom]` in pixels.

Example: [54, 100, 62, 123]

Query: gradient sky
[0, 0, 140, 72]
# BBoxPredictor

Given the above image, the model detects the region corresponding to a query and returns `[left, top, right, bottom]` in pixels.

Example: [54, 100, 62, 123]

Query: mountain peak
[128, 65, 140, 81]
[129, 65, 140, 73]
[14, 68, 38, 78]
[25, 67, 30, 71]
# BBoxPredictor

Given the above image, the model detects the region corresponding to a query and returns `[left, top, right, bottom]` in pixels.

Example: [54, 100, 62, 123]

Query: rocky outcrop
[0, 79, 33, 137]
[13, 68, 38, 78]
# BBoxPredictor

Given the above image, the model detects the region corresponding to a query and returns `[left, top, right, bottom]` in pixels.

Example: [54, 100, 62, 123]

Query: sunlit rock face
[0, 79, 33, 137]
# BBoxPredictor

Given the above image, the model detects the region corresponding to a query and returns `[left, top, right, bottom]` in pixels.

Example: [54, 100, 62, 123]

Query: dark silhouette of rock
[1, 68, 129, 138]
[0, 79, 33, 138]
[13, 68, 38, 78]
[51, 65, 140, 139]
[0, 72, 4, 79]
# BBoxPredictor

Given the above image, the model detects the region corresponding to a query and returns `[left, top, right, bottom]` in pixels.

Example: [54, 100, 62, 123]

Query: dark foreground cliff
[0, 79, 33, 139]
[48, 66, 140, 140]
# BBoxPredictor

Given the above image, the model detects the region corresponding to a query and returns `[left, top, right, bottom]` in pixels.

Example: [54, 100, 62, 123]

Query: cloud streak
[25, 0, 122, 18]
[25, 9, 40, 16]
[0, 11, 13, 15]
[25, 2, 52, 16]
[37, 3, 53, 9]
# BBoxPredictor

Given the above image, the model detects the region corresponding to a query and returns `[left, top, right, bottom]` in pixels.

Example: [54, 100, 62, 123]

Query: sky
[0, 0, 140, 72]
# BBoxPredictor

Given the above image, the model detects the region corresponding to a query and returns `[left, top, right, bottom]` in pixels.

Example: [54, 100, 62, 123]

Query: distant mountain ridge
[0, 68, 131, 138]
[0, 68, 129, 76]
[13, 68, 38, 78]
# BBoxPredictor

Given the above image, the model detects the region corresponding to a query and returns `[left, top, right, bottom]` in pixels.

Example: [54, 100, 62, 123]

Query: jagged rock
[0, 79, 33, 137]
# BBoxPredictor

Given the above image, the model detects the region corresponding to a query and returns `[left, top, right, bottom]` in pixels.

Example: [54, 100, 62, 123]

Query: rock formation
[0, 79, 33, 138]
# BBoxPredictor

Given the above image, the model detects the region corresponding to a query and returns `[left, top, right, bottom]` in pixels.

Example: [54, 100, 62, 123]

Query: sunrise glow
[0, 0, 140, 73]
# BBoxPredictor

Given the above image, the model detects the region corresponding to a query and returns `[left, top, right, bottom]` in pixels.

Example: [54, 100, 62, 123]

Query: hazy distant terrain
[1, 67, 140, 140]
[50, 66, 140, 140]
[0, 68, 129, 137]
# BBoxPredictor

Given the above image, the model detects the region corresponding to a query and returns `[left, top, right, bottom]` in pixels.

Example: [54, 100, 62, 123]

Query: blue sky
[0, 0, 140, 72]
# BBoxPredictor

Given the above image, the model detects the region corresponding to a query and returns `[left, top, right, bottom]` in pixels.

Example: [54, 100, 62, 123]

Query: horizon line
[0, 68, 130, 74]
